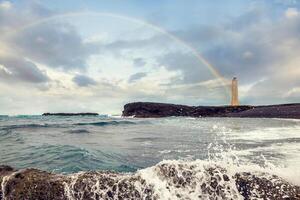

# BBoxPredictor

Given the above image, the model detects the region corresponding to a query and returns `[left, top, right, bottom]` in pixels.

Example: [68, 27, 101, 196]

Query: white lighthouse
[231, 77, 239, 106]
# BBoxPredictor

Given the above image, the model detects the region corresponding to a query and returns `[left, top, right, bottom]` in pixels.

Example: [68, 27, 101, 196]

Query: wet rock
[1, 168, 67, 200]
[65, 171, 155, 200]
[235, 172, 300, 200]
[0, 166, 15, 200]
[0, 164, 299, 200]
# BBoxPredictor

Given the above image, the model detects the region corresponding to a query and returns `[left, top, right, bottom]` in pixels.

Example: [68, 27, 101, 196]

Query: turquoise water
[0, 115, 300, 175]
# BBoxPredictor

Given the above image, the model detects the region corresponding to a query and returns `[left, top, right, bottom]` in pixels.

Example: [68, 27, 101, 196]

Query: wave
[74, 121, 137, 126]
[0, 123, 59, 130]
[65, 129, 90, 134]
[1, 160, 299, 200]
[0, 120, 140, 131]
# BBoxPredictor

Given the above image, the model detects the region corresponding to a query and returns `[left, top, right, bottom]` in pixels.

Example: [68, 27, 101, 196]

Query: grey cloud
[172, 26, 224, 48]
[1, 2, 98, 71]
[0, 1, 52, 32]
[157, 52, 211, 84]
[244, 75, 300, 104]
[224, 9, 264, 31]
[204, 41, 276, 83]
[128, 72, 147, 83]
[205, 17, 300, 84]
[10, 22, 98, 71]
[72, 74, 97, 87]
[0, 56, 49, 83]
[152, 8, 300, 103]
[101, 34, 173, 54]
[274, 0, 300, 6]
[25, 1, 53, 17]
[133, 58, 146, 67]
[101, 8, 300, 105]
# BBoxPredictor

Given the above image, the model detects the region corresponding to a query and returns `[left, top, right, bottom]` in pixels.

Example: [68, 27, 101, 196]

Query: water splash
[1, 161, 299, 200]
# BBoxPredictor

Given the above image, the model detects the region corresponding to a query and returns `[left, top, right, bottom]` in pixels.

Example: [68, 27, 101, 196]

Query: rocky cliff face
[122, 102, 300, 119]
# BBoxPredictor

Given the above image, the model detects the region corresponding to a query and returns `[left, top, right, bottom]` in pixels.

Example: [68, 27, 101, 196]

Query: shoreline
[1, 160, 300, 199]
[122, 102, 300, 119]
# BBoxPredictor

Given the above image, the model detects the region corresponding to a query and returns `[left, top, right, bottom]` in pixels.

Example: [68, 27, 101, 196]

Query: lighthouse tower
[231, 77, 239, 106]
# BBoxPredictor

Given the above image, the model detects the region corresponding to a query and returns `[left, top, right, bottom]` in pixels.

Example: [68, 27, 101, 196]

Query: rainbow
[3, 11, 230, 98]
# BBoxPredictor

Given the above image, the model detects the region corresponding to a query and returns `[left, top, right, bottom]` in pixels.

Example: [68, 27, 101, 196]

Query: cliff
[122, 102, 300, 119]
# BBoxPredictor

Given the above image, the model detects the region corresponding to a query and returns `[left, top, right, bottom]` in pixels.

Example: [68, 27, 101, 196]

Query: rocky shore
[0, 164, 299, 200]
[122, 102, 300, 119]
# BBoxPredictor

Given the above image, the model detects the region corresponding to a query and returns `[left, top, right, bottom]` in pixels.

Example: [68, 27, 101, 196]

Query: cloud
[147, 8, 300, 103]
[0, 1, 12, 10]
[72, 74, 97, 87]
[275, 0, 300, 6]
[0, 55, 49, 84]
[285, 7, 299, 18]
[173, 26, 224, 48]
[157, 52, 211, 84]
[128, 72, 147, 83]
[245, 75, 300, 104]
[286, 87, 300, 99]
[133, 58, 146, 67]
[100, 34, 174, 56]
[1, 0, 300, 114]
[9, 22, 98, 71]
[0, 1, 99, 71]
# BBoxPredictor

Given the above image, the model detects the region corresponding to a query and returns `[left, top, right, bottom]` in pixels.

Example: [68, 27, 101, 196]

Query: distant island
[42, 113, 99, 116]
[122, 102, 300, 119]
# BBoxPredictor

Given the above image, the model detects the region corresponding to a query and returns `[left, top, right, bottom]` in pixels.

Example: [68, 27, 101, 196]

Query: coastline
[1, 160, 300, 199]
[122, 102, 300, 119]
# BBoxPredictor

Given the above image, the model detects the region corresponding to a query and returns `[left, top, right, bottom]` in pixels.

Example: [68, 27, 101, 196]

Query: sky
[0, 0, 300, 115]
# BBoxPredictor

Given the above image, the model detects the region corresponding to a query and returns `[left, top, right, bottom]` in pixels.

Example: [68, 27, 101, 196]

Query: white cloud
[242, 51, 254, 59]
[0, 1, 12, 10]
[0, 64, 12, 75]
[285, 8, 299, 18]
[285, 87, 300, 97]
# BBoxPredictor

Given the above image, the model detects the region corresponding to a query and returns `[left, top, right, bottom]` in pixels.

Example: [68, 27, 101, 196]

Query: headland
[122, 102, 300, 119]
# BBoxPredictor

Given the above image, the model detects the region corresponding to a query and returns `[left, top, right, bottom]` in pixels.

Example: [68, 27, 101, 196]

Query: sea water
[0, 115, 300, 198]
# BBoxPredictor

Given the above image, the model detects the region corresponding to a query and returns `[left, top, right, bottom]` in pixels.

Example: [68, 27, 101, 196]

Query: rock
[42, 113, 99, 116]
[0, 167, 67, 200]
[235, 172, 300, 200]
[226, 104, 300, 119]
[122, 102, 253, 118]
[0, 165, 299, 200]
[122, 102, 300, 119]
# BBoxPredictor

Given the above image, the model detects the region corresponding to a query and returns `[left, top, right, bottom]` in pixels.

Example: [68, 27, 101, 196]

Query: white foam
[228, 126, 300, 141]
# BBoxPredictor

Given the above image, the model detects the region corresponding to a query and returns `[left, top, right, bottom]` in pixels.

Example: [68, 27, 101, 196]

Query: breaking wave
[1, 116, 300, 199]
[1, 160, 299, 200]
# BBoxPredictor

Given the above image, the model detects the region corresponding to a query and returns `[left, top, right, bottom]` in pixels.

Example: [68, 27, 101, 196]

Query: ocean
[0, 115, 300, 199]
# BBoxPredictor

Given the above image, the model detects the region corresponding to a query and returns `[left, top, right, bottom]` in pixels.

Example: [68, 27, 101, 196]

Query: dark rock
[1, 168, 67, 200]
[122, 102, 253, 118]
[235, 172, 300, 200]
[226, 104, 300, 119]
[122, 102, 300, 119]
[42, 113, 99, 116]
[0, 165, 299, 200]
